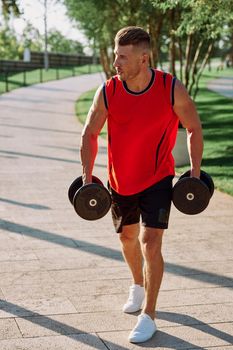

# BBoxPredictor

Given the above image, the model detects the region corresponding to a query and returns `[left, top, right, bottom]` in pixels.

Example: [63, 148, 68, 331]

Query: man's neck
[124, 68, 152, 92]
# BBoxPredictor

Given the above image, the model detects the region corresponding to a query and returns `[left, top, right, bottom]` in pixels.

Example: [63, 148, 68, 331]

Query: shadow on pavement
[165, 263, 233, 288]
[0, 300, 129, 350]
[0, 219, 232, 289]
[0, 134, 13, 138]
[0, 105, 74, 115]
[0, 150, 106, 168]
[0, 95, 57, 104]
[30, 85, 79, 92]
[0, 198, 51, 210]
[156, 310, 233, 346]
[0, 300, 232, 349]
[0, 123, 80, 135]
[40, 144, 107, 155]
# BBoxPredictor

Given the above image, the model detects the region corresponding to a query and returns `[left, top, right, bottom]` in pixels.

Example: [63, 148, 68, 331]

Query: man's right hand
[82, 174, 92, 185]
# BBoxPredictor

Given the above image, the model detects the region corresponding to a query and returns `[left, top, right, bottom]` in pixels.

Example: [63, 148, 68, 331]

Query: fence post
[23, 70, 27, 86]
[56, 67, 59, 80]
[40, 68, 43, 83]
[5, 72, 9, 92]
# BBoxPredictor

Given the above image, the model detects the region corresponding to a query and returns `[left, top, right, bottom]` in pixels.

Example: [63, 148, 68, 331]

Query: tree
[0, 0, 20, 17]
[63, 0, 147, 77]
[20, 22, 43, 52]
[174, 0, 233, 97]
[0, 25, 21, 59]
[47, 29, 84, 54]
[63, 0, 233, 97]
[0, 1, 21, 59]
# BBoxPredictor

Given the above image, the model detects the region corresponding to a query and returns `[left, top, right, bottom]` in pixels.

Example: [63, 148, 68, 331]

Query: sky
[10, 0, 88, 46]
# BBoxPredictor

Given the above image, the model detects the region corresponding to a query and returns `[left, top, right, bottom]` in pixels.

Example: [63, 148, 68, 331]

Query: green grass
[75, 67, 233, 196]
[0, 64, 102, 94]
[76, 88, 108, 138]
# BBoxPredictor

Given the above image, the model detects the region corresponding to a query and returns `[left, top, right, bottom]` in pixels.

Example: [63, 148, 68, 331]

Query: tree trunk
[129, 0, 141, 24]
[169, 8, 176, 76]
[178, 37, 183, 83]
[184, 33, 193, 88]
[193, 41, 214, 99]
[230, 30, 233, 66]
[188, 40, 203, 96]
[99, 46, 113, 79]
[148, 15, 163, 68]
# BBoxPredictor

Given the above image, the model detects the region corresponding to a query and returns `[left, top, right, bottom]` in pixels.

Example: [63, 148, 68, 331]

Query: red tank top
[103, 68, 179, 195]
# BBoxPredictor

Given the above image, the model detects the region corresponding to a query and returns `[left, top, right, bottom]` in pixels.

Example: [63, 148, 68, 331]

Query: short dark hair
[115, 26, 150, 50]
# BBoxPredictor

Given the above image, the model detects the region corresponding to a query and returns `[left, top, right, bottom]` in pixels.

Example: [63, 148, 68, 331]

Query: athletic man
[80, 26, 203, 343]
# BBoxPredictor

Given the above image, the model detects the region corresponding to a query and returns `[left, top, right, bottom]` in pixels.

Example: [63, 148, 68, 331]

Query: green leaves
[47, 30, 84, 54]
[0, 25, 21, 59]
[176, 0, 233, 39]
[1, 0, 21, 18]
[63, 0, 233, 92]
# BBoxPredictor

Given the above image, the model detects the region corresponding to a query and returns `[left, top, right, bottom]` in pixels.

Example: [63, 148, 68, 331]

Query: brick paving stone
[0, 334, 109, 350]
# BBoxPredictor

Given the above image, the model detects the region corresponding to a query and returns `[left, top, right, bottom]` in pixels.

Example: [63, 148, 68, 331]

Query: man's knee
[140, 227, 164, 258]
[119, 224, 140, 245]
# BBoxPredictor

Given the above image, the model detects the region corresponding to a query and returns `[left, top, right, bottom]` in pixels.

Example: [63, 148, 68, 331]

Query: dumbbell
[172, 170, 214, 215]
[68, 176, 112, 220]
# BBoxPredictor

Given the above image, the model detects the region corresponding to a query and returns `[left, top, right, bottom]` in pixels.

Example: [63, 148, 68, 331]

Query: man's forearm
[186, 126, 203, 178]
[80, 132, 98, 184]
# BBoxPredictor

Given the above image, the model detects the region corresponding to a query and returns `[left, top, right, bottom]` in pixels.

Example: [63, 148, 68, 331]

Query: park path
[0, 73, 232, 349]
[207, 76, 233, 99]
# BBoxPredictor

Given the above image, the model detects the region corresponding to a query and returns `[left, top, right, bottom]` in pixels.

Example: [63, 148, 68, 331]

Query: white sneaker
[128, 313, 157, 343]
[122, 284, 145, 313]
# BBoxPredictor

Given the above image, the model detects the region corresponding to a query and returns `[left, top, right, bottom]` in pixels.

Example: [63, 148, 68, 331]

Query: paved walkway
[207, 77, 233, 99]
[0, 74, 232, 350]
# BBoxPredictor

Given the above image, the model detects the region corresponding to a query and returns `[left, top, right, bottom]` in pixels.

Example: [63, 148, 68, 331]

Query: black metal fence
[28, 51, 96, 67]
[0, 52, 100, 94]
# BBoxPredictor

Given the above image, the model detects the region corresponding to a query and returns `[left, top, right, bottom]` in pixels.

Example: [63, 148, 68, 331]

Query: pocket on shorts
[111, 202, 123, 233]
[158, 208, 170, 225]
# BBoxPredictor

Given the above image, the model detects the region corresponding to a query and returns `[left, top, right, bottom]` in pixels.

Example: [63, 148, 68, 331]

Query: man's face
[113, 44, 144, 81]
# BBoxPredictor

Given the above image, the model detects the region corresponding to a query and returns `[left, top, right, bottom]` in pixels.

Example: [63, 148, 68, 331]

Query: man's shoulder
[153, 68, 173, 77]
[105, 75, 121, 94]
[106, 74, 119, 84]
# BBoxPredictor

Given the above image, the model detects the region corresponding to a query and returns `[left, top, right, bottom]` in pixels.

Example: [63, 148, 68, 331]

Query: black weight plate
[179, 170, 214, 198]
[179, 170, 191, 181]
[68, 175, 103, 204]
[200, 171, 215, 198]
[68, 176, 83, 204]
[73, 183, 112, 220]
[91, 176, 103, 186]
[172, 177, 210, 215]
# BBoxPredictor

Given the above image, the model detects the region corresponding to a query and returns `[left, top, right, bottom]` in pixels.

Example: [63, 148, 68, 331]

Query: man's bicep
[173, 80, 201, 130]
[83, 85, 108, 136]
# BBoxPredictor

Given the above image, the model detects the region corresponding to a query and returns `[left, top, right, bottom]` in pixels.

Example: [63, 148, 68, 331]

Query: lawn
[0, 64, 102, 94]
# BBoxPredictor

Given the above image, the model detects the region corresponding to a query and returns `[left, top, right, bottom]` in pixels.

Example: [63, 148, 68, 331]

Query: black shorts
[109, 176, 173, 233]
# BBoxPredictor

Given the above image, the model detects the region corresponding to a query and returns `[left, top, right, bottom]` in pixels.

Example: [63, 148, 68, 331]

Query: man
[80, 26, 203, 343]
